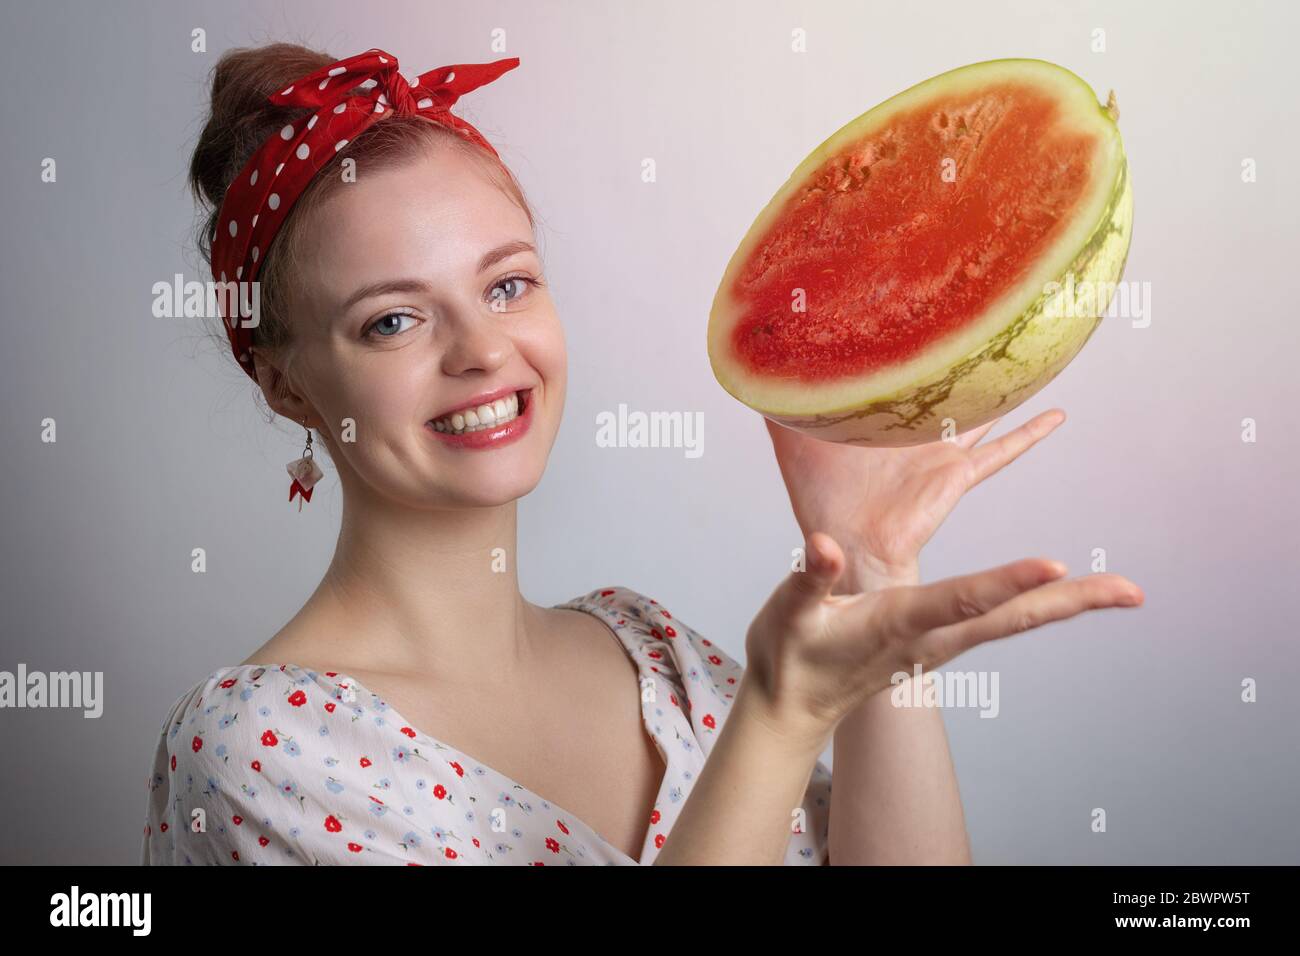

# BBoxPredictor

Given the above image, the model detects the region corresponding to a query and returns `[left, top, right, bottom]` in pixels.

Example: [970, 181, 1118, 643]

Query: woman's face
[266, 141, 564, 510]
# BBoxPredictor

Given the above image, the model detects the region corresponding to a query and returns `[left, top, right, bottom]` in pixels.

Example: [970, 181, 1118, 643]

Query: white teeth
[432, 391, 522, 434]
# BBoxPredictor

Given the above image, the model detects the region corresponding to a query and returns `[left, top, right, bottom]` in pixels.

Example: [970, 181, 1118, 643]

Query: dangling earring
[286, 417, 324, 512]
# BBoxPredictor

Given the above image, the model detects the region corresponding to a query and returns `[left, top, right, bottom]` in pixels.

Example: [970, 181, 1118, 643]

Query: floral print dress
[140, 586, 832, 865]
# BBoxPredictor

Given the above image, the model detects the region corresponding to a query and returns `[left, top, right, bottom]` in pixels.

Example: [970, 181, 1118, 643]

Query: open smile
[425, 388, 534, 450]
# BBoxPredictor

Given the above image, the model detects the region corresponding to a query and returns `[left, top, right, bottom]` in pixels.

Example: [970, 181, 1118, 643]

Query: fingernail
[1048, 560, 1068, 576]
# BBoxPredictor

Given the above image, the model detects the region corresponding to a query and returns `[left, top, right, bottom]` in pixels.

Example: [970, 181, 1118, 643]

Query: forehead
[295, 144, 531, 306]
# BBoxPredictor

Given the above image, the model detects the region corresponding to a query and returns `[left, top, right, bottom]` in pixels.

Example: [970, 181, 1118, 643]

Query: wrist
[733, 678, 834, 758]
[833, 552, 920, 594]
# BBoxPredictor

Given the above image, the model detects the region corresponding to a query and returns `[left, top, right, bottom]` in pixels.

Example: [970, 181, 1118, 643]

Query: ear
[251, 346, 320, 430]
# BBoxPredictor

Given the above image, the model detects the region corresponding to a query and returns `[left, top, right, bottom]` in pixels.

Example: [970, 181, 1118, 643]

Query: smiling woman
[139, 38, 839, 867]
[144, 39, 1143, 869]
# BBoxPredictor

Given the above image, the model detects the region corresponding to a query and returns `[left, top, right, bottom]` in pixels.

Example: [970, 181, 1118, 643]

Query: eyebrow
[340, 240, 539, 312]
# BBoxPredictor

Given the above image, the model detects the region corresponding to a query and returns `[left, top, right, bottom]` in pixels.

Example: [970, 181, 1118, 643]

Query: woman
[140, 42, 1142, 866]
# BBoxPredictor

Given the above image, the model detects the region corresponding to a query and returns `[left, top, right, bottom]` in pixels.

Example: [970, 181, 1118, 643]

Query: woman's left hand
[764, 408, 1068, 592]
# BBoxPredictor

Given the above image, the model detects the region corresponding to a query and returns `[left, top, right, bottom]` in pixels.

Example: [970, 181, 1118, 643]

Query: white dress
[140, 585, 832, 864]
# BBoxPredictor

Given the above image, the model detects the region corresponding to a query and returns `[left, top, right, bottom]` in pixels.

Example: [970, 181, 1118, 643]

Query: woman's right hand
[741, 530, 1145, 746]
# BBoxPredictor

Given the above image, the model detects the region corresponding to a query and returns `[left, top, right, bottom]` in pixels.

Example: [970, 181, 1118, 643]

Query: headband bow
[210, 47, 521, 383]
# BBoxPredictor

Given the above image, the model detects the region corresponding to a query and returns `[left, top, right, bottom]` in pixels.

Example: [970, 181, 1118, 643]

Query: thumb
[783, 531, 846, 608]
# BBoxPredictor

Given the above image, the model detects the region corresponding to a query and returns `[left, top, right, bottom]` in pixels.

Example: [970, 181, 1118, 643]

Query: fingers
[920, 572, 1143, 664]
[965, 408, 1065, 487]
[883, 557, 1069, 636]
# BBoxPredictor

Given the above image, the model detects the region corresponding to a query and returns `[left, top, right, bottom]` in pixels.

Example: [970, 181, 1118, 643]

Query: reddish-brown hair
[188, 41, 536, 405]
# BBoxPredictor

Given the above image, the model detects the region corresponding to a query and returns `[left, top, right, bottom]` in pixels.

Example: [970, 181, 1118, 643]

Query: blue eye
[488, 274, 543, 307]
[365, 312, 417, 338]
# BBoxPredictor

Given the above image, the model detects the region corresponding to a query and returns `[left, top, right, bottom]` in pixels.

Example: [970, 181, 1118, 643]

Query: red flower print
[650, 809, 660, 824]
[160, 822, 169, 833]
[600, 589, 615, 596]
[324, 815, 342, 833]
[232, 850, 239, 861]
[400, 726, 416, 738]
[661, 610, 672, 619]
[531, 861, 545, 866]
[449, 761, 465, 777]
[708, 655, 722, 666]
[258, 836, 270, 847]
[701, 638, 712, 647]
[670, 694, 678, 708]
[347, 842, 363, 853]
[326, 671, 338, 677]
[433, 784, 447, 800]
[324, 702, 335, 713]
[665, 626, 676, 638]
[220, 678, 237, 688]
[557, 820, 570, 835]
[655, 834, 666, 848]
[369, 796, 386, 806]
[727, 677, 736, 685]
[445, 847, 458, 860]
[251, 760, 261, 772]
[287, 690, 307, 707]
[232, 815, 243, 826]
[190, 735, 203, 753]
[170, 754, 176, 772]
[703, 714, 716, 729]
[651, 628, 663, 640]
[472, 838, 480, 848]
[359, 756, 372, 768]
[545, 837, 560, 853]
[648, 650, 663, 661]
[260, 730, 278, 747]
[617, 619, 625, 625]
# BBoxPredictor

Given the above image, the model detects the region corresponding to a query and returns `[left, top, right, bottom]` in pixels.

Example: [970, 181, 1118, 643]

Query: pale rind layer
[706, 58, 1134, 445]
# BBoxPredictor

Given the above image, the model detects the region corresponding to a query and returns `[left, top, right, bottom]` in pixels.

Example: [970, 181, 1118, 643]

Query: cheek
[519, 313, 568, 386]
[318, 360, 432, 444]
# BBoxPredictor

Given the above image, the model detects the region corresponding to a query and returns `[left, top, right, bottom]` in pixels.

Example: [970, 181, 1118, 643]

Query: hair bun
[189, 42, 335, 262]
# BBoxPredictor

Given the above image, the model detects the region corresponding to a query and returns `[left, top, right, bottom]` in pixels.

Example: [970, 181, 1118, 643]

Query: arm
[653, 679, 828, 866]
[667, 527, 1140, 867]
[828, 561, 972, 865]
[762, 408, 1073, 866]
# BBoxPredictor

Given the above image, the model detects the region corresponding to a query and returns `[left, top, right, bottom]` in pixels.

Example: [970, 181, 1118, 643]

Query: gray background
[1, 0, 1296, 864]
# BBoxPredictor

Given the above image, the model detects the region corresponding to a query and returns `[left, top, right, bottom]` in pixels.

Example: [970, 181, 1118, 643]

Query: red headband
[210, 47, 521, 383]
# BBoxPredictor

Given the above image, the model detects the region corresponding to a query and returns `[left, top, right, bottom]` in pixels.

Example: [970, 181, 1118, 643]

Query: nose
[439, 306, 514, 376]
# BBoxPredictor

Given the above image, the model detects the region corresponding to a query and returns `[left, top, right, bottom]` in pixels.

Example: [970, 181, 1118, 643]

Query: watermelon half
[707, 58, 1133, 445]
